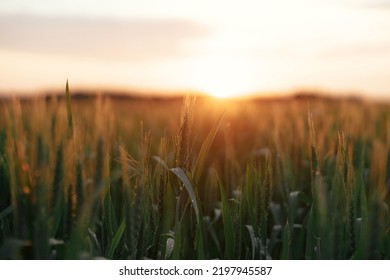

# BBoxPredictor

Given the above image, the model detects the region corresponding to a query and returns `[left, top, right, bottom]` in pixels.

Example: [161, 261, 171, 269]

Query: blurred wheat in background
[0, 83, 389, 259]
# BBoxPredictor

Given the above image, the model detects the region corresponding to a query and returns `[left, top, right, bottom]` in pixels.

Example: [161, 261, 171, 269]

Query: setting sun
[184, 53, 262, 99]
[208, 91, 231, 99]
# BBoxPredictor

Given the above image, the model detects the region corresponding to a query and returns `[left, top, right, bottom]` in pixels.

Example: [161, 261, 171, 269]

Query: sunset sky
[1, 0, 390, 98]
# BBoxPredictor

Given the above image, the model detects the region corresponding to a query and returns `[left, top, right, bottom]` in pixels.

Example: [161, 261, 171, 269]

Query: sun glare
[198, 77, 254, 100]
[186, 54, 260, 100]
[201, 81, 241, 99]
[210, 91, 230, 99]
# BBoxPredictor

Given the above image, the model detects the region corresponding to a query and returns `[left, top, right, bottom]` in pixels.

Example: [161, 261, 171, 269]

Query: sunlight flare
[185, 53, 262, 99]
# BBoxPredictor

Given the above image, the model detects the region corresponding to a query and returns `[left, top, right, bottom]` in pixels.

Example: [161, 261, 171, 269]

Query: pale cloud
[363, 1, 390, 9]
[0, 14, 210, 61]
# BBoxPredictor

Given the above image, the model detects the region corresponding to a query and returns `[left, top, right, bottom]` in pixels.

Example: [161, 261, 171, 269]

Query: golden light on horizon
[184, 53, 263, 99]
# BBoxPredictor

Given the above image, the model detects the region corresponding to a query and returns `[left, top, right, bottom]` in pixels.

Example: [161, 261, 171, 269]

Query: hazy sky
[1, 0, 390, 98]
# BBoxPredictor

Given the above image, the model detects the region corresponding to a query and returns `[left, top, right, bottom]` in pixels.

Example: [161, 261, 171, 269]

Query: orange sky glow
[1, 0, 390, 99]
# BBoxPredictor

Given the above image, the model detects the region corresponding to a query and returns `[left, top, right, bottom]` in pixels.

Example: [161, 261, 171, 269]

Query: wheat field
[0, 83, 389, 259]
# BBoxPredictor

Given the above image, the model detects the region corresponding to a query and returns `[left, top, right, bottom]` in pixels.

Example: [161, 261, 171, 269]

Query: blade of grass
[0, 206, 12, 220]
[193, 113, 224, 187]
[281, 221, 290, 259]
[65, 80, 73, 137]
[106, 218, 125, 259]
[170, 167, 199, 222]
[218, 176, 235, 259]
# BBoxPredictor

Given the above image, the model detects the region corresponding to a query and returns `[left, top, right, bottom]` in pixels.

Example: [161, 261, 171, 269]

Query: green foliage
[1, 84, 390, 259]
[218, 175, 235, 259]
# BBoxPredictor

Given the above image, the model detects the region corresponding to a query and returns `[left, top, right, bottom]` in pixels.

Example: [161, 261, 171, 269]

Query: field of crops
[1, 84, 390, 259]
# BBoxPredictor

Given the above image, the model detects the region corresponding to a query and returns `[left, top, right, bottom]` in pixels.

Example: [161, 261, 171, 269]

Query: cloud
[362, 1, 390, 9]
[318, 43, 390, 59]
[0, 14, 210, 60]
